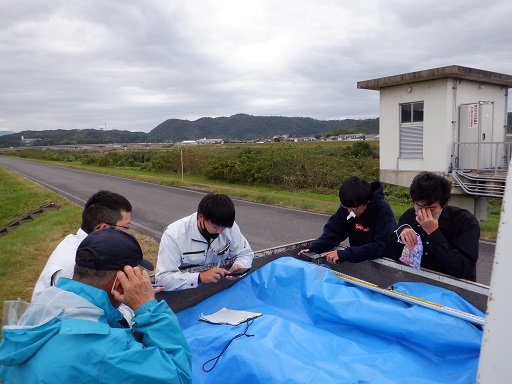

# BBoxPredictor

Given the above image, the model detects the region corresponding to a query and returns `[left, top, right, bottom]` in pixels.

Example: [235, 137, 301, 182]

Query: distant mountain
[0, 112, 512, 148]
[147, 113, 379, 141]
[0, 112, 509, 149]
[0, 129, 147, 148]
[0, 115, 380, 148]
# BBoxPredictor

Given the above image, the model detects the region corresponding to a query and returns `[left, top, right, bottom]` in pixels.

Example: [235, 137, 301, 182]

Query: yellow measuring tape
[323, 265, 485, 327]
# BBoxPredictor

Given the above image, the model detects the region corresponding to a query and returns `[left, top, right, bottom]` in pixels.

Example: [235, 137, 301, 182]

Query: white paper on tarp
[199, 307, 262, 325]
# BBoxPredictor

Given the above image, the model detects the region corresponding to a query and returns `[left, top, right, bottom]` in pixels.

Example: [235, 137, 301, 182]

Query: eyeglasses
[413, 202, 441, 211]
[147, 271, 157, 284]
[106, 223, 131, 230]
[341, 204, 359, 210]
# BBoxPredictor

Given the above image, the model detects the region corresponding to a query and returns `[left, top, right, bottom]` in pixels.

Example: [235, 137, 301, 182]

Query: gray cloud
[0, 0, 511, 132]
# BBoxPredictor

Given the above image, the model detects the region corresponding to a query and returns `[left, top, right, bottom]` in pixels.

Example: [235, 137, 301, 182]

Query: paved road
[0, 156, 496, 285]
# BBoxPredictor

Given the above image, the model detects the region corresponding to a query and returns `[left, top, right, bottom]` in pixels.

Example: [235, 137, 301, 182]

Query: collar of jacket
[56, 278, 126, 328]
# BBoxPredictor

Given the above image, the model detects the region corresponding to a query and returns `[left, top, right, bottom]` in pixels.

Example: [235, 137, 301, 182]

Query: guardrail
[451, 141, 512, 174]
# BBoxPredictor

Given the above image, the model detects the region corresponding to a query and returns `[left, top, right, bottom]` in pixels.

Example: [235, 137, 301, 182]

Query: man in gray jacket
[156, 193, 254, 291]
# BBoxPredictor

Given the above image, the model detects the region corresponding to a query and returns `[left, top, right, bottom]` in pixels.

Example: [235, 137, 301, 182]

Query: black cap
[76, 228, 154, 271]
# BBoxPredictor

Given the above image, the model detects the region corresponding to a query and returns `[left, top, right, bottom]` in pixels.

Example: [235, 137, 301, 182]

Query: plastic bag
[395, 224, 423, 269]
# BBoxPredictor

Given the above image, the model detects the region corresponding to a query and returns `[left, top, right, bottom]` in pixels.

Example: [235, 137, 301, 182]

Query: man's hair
[410, 171, 451, 206]
[338, 177, 372, 208]
[197, 193, 235, 228]
[81, 190, 132, 234]
[74, 249, 118, 283]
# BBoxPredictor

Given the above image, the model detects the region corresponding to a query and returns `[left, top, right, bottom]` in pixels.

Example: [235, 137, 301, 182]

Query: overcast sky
[1, 0, 511, 133]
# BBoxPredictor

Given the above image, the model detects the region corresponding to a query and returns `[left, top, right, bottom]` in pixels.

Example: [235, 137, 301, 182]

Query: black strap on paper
[202, 319, 255, 372]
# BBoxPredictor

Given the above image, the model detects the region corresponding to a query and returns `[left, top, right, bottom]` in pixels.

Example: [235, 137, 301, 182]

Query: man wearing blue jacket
[300, 176, 396, 263]
[0, 228, 192, 384]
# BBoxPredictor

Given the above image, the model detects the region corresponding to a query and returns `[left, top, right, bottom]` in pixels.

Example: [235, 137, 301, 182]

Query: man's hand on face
[415, 207, 439, 235]
[111, 266, 158, 311]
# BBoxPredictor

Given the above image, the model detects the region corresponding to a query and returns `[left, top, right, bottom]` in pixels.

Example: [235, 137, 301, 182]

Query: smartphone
[152, 283, 165, 288]
[300, 251, 323, 260]
[226, 267, 251, 277]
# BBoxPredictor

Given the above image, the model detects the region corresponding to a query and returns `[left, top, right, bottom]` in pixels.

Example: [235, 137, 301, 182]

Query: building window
[400, 102, 424, 158]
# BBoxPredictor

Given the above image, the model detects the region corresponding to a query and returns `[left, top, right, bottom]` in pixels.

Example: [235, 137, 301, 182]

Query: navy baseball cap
[76, 228, 154, 271]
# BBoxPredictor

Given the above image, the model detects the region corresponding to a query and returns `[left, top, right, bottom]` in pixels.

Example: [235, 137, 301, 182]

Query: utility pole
[181, 148, 184, 181]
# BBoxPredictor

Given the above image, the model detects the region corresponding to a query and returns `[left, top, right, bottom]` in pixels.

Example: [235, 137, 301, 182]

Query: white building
[197, 138, 224, 145]
[179, 140, 198, 145]
[358, 65, 512, 217]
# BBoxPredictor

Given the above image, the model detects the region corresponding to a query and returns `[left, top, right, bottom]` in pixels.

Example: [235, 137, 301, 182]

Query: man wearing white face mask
[156, 193, 254, 291]
[389, 172, 480, 281]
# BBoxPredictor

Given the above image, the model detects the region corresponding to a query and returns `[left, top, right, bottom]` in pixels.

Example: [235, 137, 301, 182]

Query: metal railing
[451, 141, 512, 197]
[451, 141, 512, 174]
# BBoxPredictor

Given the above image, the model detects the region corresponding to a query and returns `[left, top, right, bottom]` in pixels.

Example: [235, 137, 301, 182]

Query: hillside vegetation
[149, 114, 378, 141]
[0, 128, 148, 148]
[9, 141, 380, 193]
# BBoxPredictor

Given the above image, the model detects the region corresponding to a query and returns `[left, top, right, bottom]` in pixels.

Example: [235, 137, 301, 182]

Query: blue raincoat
[0, 278, 192, 383]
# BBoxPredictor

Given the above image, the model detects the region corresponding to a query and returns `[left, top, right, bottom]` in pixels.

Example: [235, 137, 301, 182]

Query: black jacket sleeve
[308, 207, 349, 254]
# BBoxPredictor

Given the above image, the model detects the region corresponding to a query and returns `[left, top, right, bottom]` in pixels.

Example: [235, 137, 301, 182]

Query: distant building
[273, 134, 290, 141]
[197, 138, 224, 144]
[345, 134, 365, 141]
[20, 135, 41, 144]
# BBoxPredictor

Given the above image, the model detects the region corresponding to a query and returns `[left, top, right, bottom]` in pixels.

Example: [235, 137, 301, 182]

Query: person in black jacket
[388, 171, 480, 281]
[299, 176, 397, 264]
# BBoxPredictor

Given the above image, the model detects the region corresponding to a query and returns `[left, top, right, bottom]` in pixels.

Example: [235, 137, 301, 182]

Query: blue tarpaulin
[176, 257, 482, 383]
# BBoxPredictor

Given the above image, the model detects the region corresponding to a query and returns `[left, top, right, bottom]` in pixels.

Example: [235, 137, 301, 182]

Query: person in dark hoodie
[299, 176, 396, 264]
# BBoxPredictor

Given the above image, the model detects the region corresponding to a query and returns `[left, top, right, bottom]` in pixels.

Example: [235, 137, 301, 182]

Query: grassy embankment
[0, 166, 159, 328]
